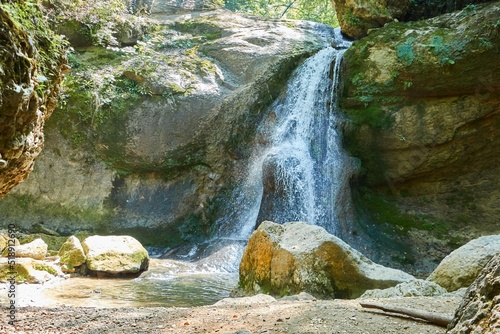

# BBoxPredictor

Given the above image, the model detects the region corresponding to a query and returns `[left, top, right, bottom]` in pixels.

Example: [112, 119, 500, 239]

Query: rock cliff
[0, 0, 67, 197]
[339, 2, 500, 271]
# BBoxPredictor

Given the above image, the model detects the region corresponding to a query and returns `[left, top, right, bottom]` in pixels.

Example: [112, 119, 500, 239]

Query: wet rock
[15, 238, 48, 260]
[427, 235, 500, 291]
[82, 235, 149, 276]
[447, 254, 500, 333]
[360, 279, 447, 298]
[0, 258, 62, 283]
[58, 236, 86, 269]
[239, 221, 414, 299]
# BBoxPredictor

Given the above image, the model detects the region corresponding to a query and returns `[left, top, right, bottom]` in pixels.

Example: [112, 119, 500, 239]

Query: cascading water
[220, 30, 355, 240]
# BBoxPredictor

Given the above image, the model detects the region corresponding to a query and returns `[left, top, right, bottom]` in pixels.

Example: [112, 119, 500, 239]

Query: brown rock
[239, 221, 414, 299]
[0, 1, 66, 198]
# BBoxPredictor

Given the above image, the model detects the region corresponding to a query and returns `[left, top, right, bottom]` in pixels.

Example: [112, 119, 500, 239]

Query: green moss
[19, 234, 67, 252]
[1, 0, 68, 80]
[32, 262, 58, 275]
[427, 35, 466, 65]
[0, 263, 29, 283]
[396, 37, 416, 66]
[356, 188, 453, 238]
[0, 194, 111, 231]
[344, 105, 393, 130]
[344, 9, 362, 27]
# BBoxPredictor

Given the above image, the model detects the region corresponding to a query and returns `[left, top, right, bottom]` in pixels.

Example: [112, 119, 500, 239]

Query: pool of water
[2, 242, 245, 308]
[21, 259, 239, 308]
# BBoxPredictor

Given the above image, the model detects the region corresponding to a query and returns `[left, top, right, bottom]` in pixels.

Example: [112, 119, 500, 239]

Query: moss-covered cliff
[0, 0, 67, 197]
[340, 1, 500, 272]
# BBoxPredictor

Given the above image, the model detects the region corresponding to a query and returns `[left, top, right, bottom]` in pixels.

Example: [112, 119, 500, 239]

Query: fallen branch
[359, 302, 453, 327]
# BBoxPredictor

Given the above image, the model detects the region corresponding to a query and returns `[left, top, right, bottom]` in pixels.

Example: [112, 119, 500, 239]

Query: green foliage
[223, 0, 338, 27]
[47, 0, 157, 46]
[396, 37, 416, 66]
[344, 9, 362, 27]
[345, 105, 393, 130]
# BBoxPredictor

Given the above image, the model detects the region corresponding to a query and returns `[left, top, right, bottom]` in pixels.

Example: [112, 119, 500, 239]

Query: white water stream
[221, 37, 354, 240]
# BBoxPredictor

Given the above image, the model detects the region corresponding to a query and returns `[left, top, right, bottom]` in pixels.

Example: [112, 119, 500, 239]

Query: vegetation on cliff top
[0, 0, 68, 81]
[223, 0, 338, 26]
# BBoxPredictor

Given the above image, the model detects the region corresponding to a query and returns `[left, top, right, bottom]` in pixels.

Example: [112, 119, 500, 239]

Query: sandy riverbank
[2, 295, 461, 334]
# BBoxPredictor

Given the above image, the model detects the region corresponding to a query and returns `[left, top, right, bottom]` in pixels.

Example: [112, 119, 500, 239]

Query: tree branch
[359, 302, 453, 327]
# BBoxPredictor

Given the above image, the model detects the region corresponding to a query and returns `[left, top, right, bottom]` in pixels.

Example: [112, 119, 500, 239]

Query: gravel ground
[1, 295, 461, 334]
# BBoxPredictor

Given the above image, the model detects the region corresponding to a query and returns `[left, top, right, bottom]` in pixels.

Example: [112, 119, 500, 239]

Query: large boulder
[0, 258, 62, 283]
[15, 238, 48, 260]
[82, 235, 149, 276]
[0, 0, 66, 198]
[338, 1, 500, 271]
[427, 235, 500, 291]
[58, 236, 86, 268]
[238, 221, 414, 299]
[447, 254, 500, 333]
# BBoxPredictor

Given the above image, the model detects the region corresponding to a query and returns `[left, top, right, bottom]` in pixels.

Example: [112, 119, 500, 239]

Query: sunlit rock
[15, 238, 48, 260]
[238, 221, 414, 299]
[0, 258, 62, 283]
[58, 236, 86, 269]
[427, 235, 500, 291]
[82, 235, 149, 276]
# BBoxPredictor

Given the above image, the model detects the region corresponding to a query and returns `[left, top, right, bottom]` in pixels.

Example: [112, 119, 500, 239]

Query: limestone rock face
[427, 235, 500, 291]
[447, 254, 500, 333]
[239, 221, 414, 299]
[15, 238, 48, 260]
[360, 279, 447, 298]
[58, 236, 86, 268]
[331, 0, 410, 39]
[0, 258, 62, 283]
[82, 236, 149, 276]
[0, 1, 66, 198]
[339, 2, 500, 270]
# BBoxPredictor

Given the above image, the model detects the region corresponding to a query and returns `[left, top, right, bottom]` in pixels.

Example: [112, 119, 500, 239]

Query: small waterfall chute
[217, 33, 354, 240]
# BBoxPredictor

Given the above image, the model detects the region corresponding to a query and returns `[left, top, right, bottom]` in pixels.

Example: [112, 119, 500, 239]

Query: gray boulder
[427, 235, 500, 291]
[82, 235, 149, 276]
[239, 221, 414, 299]
[447, 254, 500, 333]
[360, 279, 447, 298]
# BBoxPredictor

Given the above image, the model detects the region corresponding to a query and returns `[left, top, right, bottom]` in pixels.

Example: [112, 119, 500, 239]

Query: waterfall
[216, 32, 354, 240]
